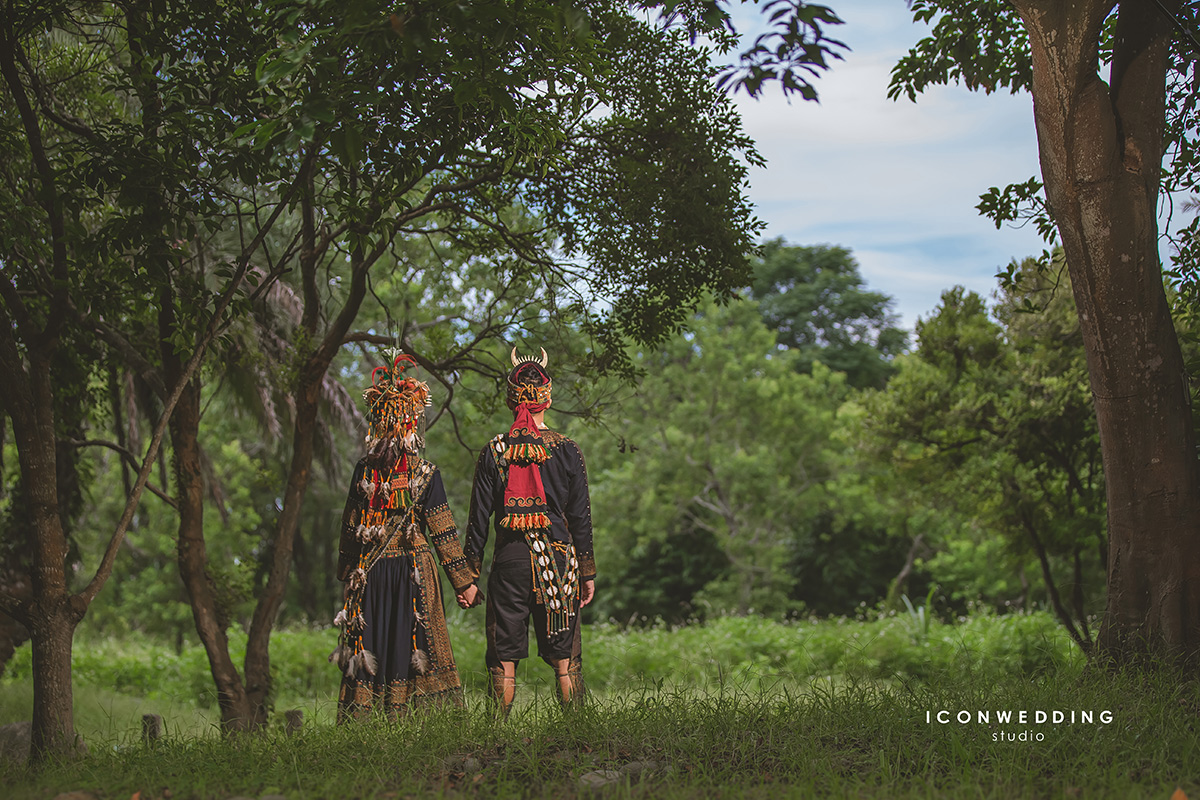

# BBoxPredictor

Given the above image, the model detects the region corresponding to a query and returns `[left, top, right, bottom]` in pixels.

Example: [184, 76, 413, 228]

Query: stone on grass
[577, 769, 622, 790]
[441, 754, 483, 774]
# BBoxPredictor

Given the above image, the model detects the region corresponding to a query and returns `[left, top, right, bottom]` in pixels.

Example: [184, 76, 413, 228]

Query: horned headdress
[502, 346, 576, 634]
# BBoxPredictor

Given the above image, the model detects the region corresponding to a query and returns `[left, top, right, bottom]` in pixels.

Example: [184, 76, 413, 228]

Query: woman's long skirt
[337, 544, 464, 721]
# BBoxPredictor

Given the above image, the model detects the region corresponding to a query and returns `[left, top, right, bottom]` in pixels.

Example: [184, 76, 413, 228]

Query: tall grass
[2, 667, 1196, 799]
[5, 611, 1192, 799]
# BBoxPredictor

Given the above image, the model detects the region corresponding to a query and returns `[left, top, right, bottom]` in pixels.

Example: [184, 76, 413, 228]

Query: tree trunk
[28, 603, 80, 757]
[293, 504, 315, 622]
[243, 388, 318, 722]
[0, 23, 82, 761]
[242, 209, 372, 719]
[18, 385, 75, 757]
[0, 334, 83, 760]
[886, 532, 925, 607]
[161, 302, 256, 731]
[1015, 0, 1200, 663]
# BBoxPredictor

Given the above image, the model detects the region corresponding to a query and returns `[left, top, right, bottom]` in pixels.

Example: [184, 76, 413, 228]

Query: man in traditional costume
[463, 347, 596, 714]
[331, 351, 478, 721]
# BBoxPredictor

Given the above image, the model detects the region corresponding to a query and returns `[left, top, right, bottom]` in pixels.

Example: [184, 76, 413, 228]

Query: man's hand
[457, 584, 480, 609]
[580, 579, 596, 607]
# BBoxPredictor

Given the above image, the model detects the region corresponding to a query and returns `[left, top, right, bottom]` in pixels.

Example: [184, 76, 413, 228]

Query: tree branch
[74, 159, 311, 609]
[65, 438, 176, 508]
[14, 41, 96, 141]
[0, 591, 30, 625]
[0, 31, 69, 349]
[1017, 501, 1091, 653]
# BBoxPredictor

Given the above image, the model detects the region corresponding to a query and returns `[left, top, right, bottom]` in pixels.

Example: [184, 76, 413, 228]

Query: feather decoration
[346, 652, 360, 678]
[411, 648, 431, 675]
[361, 649, 378, 677]
[333, 608, 348, 627]
[328, 643, 349, 670]
[412, 566, 422, 586]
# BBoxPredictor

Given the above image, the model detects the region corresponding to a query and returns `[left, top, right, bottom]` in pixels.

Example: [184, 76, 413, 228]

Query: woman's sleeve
[421, 467, 476, 592]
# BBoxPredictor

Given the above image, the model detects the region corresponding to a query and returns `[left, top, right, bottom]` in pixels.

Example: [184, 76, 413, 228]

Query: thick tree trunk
[0, 23, 82, 761]
[171, 378, 256, 730]
[28, 603, 80, 757]
[1015, 0, 1200, 663]
[20, 399, 76, 758]
[0, 336, 83, 760]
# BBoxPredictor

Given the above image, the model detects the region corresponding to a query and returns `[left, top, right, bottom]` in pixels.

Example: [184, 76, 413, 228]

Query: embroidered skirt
[337, 545, 464, 721]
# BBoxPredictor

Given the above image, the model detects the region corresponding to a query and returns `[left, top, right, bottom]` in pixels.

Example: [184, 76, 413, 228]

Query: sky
[729, 0, 1048, 330]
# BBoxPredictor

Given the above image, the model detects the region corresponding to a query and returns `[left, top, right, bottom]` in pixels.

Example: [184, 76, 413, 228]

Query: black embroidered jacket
[464, 428, 596, 582]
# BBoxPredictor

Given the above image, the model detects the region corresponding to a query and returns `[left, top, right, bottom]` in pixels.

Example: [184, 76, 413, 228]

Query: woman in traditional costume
[331, 352, 477, 721]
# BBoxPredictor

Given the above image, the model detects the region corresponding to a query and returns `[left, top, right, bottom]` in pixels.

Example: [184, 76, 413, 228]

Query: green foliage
[856, 257, 1105, 644]
[888, 0, 1031, 101]
[2, 628, 344, 712]
[580, 296, 848, 621]
[1, 611, 1079, 713]
[583, 608, 1078, 687]
[750, 238, 908, 389]
[705, 0, 849, 100]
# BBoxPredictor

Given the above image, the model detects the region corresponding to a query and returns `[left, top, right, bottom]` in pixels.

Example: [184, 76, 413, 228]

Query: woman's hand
[457, 584, 480, 609]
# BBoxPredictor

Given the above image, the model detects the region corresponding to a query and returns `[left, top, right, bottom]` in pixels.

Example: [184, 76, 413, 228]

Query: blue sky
[730, 0, 1047, 330]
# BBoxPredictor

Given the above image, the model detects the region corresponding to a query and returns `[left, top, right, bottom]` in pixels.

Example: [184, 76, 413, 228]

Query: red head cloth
[501, 362, 552, 530]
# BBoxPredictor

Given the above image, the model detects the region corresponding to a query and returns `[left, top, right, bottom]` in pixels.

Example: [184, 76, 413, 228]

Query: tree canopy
[750, 238, 907, 389]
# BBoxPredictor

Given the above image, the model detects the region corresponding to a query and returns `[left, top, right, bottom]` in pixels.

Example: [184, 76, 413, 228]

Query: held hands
[456, 584, 481, 609]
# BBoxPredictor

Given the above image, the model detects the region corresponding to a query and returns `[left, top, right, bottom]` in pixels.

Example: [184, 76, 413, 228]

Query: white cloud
[730, 0, 1047, 328]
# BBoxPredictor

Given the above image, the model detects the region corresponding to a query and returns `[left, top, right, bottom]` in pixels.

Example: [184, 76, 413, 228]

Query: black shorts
[485, 555, 581, 666]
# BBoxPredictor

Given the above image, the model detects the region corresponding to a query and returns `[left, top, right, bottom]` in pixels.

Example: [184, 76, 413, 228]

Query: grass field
[0, 611, 1196, 799]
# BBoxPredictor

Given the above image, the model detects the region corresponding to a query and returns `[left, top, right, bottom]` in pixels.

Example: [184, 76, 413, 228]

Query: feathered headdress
[357, 349, 430, 521]
[362, 349, 431, 451]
